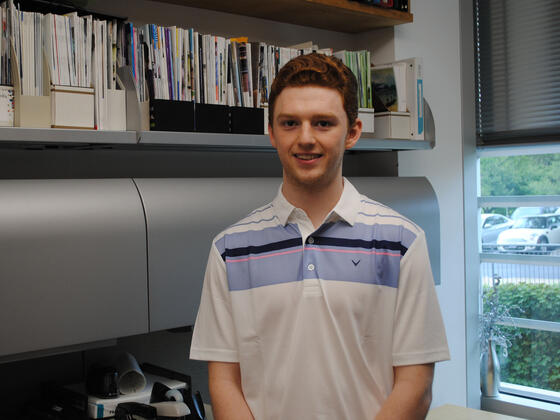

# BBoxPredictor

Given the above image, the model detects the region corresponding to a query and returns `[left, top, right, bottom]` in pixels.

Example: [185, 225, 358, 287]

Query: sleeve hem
[393, 349, 451, 366]
[190, 347, 239, 363]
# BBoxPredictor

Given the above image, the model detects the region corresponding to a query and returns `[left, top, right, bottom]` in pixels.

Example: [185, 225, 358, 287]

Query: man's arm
[375, 363, 434, 420]
[209, 361, 254, 420]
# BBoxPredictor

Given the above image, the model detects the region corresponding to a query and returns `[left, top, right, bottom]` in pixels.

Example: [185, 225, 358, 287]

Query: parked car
[497, 214, 560, 254]
[481, 214, 514, 251]
[510, 206, 557, 220]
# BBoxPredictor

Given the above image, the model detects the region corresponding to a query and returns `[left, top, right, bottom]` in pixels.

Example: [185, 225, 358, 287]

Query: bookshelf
[152, 0, 413, 33]
[0, 0, 425, 154]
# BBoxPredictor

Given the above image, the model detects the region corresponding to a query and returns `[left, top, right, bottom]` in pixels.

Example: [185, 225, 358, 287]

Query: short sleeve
[392, 231, 450, 366]
[190, 241, 239, 362]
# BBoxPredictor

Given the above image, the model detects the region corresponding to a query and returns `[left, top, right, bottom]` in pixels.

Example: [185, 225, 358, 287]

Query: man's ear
[345, 118, 362, 150]
[269, 124, 277, 148]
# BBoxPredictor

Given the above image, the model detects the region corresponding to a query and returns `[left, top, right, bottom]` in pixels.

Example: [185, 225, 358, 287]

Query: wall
[395, 0, 469, 408]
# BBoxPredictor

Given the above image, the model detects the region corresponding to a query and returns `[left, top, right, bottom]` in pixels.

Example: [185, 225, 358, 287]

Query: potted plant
[479, 275, 520, 397]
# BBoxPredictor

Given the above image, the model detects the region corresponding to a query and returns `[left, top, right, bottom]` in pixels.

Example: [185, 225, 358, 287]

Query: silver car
[481, 214, 514, 251]
[497, 214, 560, 254]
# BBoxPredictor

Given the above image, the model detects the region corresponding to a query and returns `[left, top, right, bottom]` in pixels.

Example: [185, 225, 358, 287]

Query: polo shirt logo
[352, 259, 361, 266]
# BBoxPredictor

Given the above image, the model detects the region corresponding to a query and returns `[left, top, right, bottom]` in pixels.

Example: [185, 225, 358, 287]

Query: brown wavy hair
[268, 52, 358, 129]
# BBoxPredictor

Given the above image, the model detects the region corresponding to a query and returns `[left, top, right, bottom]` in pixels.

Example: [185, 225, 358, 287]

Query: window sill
[482, 393, 560, 420]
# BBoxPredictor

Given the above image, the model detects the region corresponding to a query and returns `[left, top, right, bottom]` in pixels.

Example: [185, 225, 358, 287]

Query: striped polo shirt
[191, 179, 449, 420]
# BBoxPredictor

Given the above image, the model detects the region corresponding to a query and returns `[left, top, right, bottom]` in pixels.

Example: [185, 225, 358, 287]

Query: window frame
[475, 146, 560, 417]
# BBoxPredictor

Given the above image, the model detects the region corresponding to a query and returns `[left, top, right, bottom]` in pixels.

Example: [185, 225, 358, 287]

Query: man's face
[269, 86, 361, 190]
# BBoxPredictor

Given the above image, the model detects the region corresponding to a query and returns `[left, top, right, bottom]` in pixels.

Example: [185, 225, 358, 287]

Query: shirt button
[307, 263, 315, 271]
[307, 237, 314, 244]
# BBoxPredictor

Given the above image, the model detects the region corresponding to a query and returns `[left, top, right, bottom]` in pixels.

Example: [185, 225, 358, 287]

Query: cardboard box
[65, 372, 187, 419]
[107, 89, 126, 131]
[51, 85, 95, 129]
[358, 108, 375, 133]
[374, 111, 411, 139]
[0, 85, 14, 127]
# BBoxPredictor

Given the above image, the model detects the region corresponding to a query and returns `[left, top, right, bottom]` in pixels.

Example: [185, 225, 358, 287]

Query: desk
[427, 404, 525, 420]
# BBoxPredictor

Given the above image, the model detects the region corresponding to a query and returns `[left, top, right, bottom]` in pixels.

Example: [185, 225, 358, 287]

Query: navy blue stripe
[222, 237, 302, 260]
[312, 236, 408, 256]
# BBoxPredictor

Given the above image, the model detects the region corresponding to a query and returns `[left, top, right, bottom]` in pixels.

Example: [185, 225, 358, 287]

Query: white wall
[395, 0, 468, 408]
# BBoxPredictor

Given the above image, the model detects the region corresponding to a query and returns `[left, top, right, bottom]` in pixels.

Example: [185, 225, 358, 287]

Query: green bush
[489, 283, 560, 392]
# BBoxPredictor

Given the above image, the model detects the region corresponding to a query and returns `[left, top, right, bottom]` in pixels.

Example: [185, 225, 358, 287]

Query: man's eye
[316, 120, 332, 128]
[282, 120, 297, 127]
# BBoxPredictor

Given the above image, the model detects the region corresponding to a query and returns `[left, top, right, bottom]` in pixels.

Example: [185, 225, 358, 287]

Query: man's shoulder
[355, 192, 423, 236]
[212, 201, 279, 244]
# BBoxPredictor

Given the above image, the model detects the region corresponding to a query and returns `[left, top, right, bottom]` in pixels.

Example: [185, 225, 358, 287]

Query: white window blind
[475, 0, 560, 145]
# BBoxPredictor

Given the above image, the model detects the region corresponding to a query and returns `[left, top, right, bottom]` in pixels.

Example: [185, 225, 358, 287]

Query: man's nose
[298, 122, 315, 146]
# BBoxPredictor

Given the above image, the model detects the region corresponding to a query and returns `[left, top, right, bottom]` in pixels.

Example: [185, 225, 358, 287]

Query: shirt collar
[272, 178, 361, 227]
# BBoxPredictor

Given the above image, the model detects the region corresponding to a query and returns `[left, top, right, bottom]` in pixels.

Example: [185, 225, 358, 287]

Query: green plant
[490, 282, 560, 392]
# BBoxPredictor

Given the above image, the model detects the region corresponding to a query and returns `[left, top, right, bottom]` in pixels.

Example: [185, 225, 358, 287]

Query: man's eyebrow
[276, 113, 339, 119]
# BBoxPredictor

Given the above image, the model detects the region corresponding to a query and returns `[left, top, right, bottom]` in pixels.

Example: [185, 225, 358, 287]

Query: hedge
[487, 283, 560, 392]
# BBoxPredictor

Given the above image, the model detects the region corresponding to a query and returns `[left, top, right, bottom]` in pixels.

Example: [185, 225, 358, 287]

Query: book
[334, 49, 373, 109]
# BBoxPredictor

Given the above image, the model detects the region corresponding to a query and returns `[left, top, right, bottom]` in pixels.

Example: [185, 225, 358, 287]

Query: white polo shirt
[190, 179, 449, 420]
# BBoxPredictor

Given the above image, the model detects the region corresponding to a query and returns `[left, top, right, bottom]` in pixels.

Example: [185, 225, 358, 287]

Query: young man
[190, 53, 449, 419]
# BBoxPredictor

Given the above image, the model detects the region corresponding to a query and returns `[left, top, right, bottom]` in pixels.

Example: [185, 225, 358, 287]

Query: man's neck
[282, 176, 344, 229]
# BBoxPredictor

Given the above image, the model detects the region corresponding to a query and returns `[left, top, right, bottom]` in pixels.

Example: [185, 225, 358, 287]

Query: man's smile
[294, 153, 323, 161]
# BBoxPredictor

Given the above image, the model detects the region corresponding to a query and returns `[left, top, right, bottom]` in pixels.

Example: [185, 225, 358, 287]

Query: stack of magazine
[120, 24, 340, 110]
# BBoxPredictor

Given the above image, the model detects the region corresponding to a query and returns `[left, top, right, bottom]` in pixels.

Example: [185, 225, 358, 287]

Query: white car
[481, 214, 514, 251]
[497, 214, 560, 254]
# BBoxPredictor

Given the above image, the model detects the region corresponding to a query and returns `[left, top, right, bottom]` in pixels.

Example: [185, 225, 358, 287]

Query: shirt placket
[293, 211, 323, 297]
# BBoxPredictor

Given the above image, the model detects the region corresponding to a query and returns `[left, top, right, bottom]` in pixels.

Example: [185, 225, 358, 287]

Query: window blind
[475, 0, 560, 145]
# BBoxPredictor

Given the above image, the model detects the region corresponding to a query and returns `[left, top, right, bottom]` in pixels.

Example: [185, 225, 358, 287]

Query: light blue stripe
[358, 211, 420, 231]
[417, 79, 424, 134]
[231, 215, 279, 228]
[303, 247, 400, 288]
[247, 203, 273, 217]
[360, 199, 392, 210]
[227, 249, 303, 291]
[226, 244, 401, 290]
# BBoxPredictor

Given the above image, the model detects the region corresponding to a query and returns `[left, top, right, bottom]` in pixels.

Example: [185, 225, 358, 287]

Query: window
[478, 152, 560, 403]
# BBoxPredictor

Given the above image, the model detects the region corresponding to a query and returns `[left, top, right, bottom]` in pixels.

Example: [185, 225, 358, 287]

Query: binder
[230, 106, 264, 134]
[394, 57, 423, 140]
[195, 103, 229, 133]
[150, 99, 195, 132]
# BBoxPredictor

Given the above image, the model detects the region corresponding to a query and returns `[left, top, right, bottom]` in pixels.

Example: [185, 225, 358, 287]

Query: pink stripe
[307, 247, 401, 258]
[227, 248, 302, 263]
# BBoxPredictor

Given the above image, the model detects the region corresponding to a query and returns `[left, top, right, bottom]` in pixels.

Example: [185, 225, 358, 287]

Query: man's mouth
[294, 153, 322, 161]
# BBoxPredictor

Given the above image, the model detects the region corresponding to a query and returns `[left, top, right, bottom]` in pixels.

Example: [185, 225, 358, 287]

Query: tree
[481, 154, 560, 197]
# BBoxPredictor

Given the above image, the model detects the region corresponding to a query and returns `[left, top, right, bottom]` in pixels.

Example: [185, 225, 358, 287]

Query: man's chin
[285, 172, 335, 190]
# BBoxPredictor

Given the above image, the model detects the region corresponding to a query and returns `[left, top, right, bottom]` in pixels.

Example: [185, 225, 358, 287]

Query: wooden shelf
[152, 0, 413, 33]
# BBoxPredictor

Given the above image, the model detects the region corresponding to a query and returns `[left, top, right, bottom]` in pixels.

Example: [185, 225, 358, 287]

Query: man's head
[268, 53, 359, 130]
[267, 54, 362, 193]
